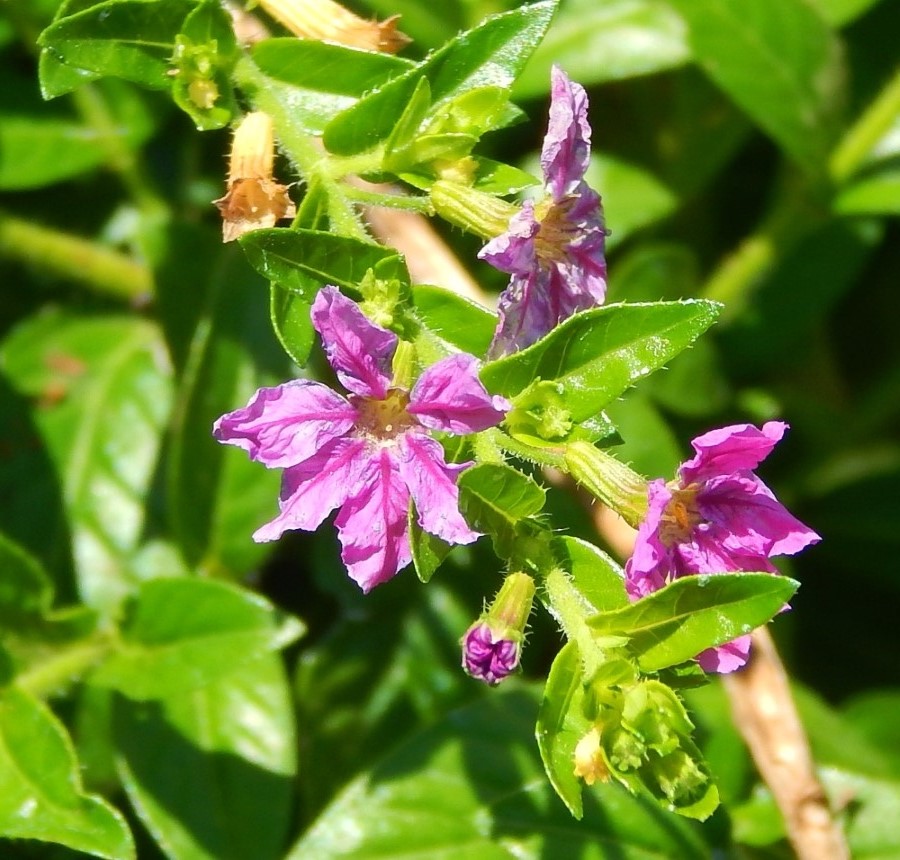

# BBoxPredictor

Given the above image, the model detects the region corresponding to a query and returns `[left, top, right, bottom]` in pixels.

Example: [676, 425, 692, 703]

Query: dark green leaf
[114, 652, 295, 860]
[667, 0, 846, 173]
[93, 578, 304, 699]
[39, 0, 197, 98]
[604, 392, 683, 478]
[408, 505, 451, 583]
[589, 573, 799, 671]
[323, 1, 556, 155]
[289, 685, 712, 858]
[0, 686, 134, 859]
[516, 0, 690, 97]
[409, 284, 496, 357]
[480, 300, 721, 423]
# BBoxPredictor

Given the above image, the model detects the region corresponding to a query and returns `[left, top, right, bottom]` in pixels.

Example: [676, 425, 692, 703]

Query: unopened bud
[431, 181, 519, 241]
[462, 572, 535, 685]
[564, 441, 648, 528]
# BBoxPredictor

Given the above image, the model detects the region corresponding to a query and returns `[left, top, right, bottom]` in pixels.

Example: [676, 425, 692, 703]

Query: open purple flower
[479, 66, 607, 357]
[214, 286, 509, 592]
[624, 422, 820, 673]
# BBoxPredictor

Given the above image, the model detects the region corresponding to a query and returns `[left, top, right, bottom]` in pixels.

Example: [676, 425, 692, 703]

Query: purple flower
[479, 66, 607, 357]
[462, 622, 520, 686]
[214, 286, 510, 592]
[624, 422, 820, 673]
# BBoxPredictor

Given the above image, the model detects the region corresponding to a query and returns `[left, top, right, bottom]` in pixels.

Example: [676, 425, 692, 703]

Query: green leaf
[457, 463, 546, 558]
[409, 284, 496, 357]
[0, 686, 134, 859]
[834, 167, 900, 215]
[667, 0, 846, 173]
[536, 641, 590, 817]
[323, 1, 556, 155]
[39, 0, 197, 98]
[807, 0, 885, 26]
[245, 39, 414, 136]
[554, 536, 629, 614]
[289, 685, 712, 858]
[0, 313, 173, 614]
[480, 300, 721, 423]
[167, 247, 286, 574]
[0, 532, 53, 619]
[114, 652, 296, 860]
[93, 578, 304, 699]
[604, 391, 683, 478]
[589, 573, 799, 671]
[515, 0, 690, 98]
[408, 506, 451, 584]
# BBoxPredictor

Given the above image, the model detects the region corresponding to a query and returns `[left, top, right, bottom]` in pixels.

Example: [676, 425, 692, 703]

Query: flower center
[354, 388, 415, 440]
[658, 483, 704, 547]
[533, 197, 579, 264]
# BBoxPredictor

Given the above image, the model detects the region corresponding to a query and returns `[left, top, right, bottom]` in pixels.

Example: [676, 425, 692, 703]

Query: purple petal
[408, 353, 510, 434]
[398, 433, 479, 545]
[335, 448, 411, 592]
[488, 269, 555, 358]
[697, 634, 751, 674]
[680, 422, 787, 485]
[252, 436, 369, 541]
[624, 480, 672, 600]
[213, 380, 355, 469]
[311, 286, 397, 399]
[700, 474, 820, 559]
[541, 66, 592, 201]
[671, 532, 774, 577]
[462, 622, 519, 685]
[478, 204, 540, 276]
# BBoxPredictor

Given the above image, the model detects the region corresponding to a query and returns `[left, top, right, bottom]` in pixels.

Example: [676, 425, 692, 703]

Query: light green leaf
[554, 536, 629, 614]
[667, 0, 846, 173]
[480, 300, 721, 423]
[93, 578, 304, 699]
[0, 686, 134, 859]
[0, 313, 173, 614]
[323, 2, 556, 155]
[807, 0, 885, 26]
[114, 652, 296, 860]
[409, 284, 496, 358]
[245, 39, 414, 136]
[589, 573, 799, 671]
[516, 0, 689, 97]
[834, 167, 900, 215]
[289, 685, 712, 858]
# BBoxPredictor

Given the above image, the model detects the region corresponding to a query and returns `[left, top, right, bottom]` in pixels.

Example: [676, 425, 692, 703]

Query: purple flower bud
[462, 622, 520, 686]
[461, 571, 535, 685]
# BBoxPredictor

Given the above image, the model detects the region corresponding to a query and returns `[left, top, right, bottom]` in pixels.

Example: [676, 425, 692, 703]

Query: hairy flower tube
[479, 66, 607, 357]
[462, 572, 535, 685]
[214, 287, 510, 592]
[625, 422, 820, 673]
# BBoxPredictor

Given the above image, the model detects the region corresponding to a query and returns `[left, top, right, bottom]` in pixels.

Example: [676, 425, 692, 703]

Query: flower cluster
[625, 422, 820, 672]
[480, 66, 607, 357]
[214, 287, 509, 592]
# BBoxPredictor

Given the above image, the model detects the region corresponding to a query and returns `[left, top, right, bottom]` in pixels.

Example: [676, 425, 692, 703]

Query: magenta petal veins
[214, 286, 509, 591]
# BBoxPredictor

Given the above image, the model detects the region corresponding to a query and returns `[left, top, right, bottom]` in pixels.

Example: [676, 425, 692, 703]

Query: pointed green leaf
[93, 578, 304, 699]
[323, 1, 557, 155]
[667, 0, 846, 173]
[409, 284, 496, 357]
[0, 687, 134, 859]
[589, 573, 799, 671]
[408, 505, 451, 584]
[245, 39, 414, 136]
[480, 300, 721, 422]
[114, 652, 295, 860]
[555, 536, 629, 614]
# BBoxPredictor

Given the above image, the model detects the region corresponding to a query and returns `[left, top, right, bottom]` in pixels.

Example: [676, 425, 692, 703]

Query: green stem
[830, 68, 900, 184]
[342, 185, 435, 214]
[233, 57, 370, 241]
[0, 211, 152, 300]
[17, 635, 113, 700]
[488, 428, 567, 469]
[543, 567, 601, 676]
